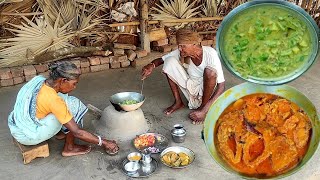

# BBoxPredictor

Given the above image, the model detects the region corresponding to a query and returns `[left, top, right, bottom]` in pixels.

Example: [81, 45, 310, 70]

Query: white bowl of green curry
[216, 0, 319, 85]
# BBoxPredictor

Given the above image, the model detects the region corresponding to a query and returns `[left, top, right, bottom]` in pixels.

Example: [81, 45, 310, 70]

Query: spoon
[140, 79, 144, 95]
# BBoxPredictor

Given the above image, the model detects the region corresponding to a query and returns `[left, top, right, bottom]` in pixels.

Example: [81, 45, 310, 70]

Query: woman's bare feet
[189, 109, 206, 125]
[62, 144, 91, 157]
[164, 102, 185, 115]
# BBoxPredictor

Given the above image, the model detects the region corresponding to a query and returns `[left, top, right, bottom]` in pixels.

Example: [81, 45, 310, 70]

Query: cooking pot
[203, 82, 320, 179]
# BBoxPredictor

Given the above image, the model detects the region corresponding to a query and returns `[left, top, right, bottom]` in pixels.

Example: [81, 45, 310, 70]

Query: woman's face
[59, 78, 79, 93]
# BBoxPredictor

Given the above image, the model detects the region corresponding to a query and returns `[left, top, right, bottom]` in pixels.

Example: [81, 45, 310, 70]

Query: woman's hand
[103, 139, 119, 155]
[141, 63, 155, 80]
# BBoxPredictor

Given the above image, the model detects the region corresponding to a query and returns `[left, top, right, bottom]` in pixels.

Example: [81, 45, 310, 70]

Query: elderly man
[141, 29, 225, 124]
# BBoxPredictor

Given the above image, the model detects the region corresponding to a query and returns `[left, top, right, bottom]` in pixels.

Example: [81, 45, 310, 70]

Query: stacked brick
[0, 42, 152, 87]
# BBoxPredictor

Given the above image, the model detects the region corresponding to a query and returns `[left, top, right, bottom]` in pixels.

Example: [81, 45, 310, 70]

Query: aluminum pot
[203, 82, 320, 179]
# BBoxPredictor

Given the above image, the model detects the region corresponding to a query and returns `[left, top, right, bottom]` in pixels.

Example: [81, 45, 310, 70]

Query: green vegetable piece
[120, 99, 139, 105]
[299, 40, 308, 47]
[292, 46, 300, 53]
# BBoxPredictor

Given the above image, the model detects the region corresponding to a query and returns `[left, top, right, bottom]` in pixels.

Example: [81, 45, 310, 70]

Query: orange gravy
[214, 93, 311, 178]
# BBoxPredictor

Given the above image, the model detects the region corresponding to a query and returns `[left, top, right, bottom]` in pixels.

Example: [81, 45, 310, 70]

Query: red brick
[100, 64, 110, 71]
[1, 78, 14, 87]
[135, 49, 148, 58]
[23, 65, 36, 76]
[100, 57, 110, 64]
[81, 67, 90, 74]
[113, 43, 136, 50]
[88, 56, 101, 65]
[10, 67, 24, 78]
[39, 71, 50, 78]
[110, 62, 121, 69]
[70, 60, 81, 68]
[13, 77, 25, 85]
[121, 60, 131, 68]
[80, 59, 90, 68]
[0, 68, 12, 80]
[25, 75, 36, 81]
[90, 65, 102, 72]
[125, 50, 136, 61]
[34, 64, 48, 73]
[118, 55, 128, 62]
[152, 38, 168, 46]
[155, 45, 172, 53]
[112, 48, 125, 55]
[109, 56, 119, 63]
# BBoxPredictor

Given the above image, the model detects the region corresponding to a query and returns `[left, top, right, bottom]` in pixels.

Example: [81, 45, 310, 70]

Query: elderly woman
[141, 29, 225, 124]
[8, 61, 119, 156]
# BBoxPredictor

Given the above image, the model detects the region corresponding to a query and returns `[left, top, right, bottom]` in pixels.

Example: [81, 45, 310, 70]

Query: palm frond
[151, 0, 201, 24]
[0, 15, 74, 67]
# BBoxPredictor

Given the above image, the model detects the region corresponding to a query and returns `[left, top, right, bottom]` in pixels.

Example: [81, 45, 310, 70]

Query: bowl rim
[216, 0, 320, 85]
[160, 146, 195, 169]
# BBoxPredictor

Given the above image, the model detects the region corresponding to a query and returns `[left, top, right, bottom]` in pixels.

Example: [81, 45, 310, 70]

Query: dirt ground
[0, 56, 319, 180]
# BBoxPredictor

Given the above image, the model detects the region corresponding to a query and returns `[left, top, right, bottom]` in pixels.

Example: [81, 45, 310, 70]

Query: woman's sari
[8, 75, 88, 145]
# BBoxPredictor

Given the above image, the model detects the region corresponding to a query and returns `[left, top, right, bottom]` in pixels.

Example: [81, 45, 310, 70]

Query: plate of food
[160, 146, 195, 168]
[133, 133, 168, 153]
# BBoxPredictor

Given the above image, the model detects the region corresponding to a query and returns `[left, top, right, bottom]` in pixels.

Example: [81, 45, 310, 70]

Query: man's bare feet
[62, 144, 91, 157]
[164, 102, 184, 115]
[189, 109, 206, 125]
[55, 131, 66, 140]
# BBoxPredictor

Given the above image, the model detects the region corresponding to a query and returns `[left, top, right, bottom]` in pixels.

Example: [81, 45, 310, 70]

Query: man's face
[178, 44, 195, 57]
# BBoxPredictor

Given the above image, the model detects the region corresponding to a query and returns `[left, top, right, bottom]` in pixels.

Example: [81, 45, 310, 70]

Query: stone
[90, 64, 110, 72]
[92, 105, 148, 141]
[112, 48, 125, 56]
[25, 75, 36, 82]
[39, 71, 50, 79]
[13, 77, 25, 85]
[170, 44, 178, 50]
[135, 49, 148, 58]
[0, 68, 13, 79]
[81, 67, 90, 74]
[0, 78, 14, 87]
[10, 67, 24, 78]
[125, 49, 137, 61]
[34, 64, 48, 73]
[118, 55, 128, 62]
[23, 65, 36, 76]
[80, 59, 90, 68]
[100, 57, 110, 64]
[121, 60, 131, 68]
[88, 56, 101, 65]
[154, 45, 172, 53]
[109, 56, 119, 63]
[168, 35, 177, 45]
[113, 43, 136, 50]
[111, 62, 121, 69]
[152, 38, 168, 47]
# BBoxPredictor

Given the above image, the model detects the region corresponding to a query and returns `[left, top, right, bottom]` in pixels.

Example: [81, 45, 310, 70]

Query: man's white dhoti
[161, 46, 225, 109]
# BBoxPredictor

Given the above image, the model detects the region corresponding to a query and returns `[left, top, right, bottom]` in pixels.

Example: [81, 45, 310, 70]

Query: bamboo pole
[139, 0, 150, 52]
[0, 12, 43, 16]
[108, 17, 224, 27]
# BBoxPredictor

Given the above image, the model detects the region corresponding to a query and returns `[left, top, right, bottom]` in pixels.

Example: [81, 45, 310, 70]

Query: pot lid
[216, 0, 319, 85]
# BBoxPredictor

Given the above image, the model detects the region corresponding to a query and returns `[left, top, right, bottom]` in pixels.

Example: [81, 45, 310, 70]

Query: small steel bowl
[110, 92, 145, 112]
[124, 161, 140, 173]
[127, 152, 142, 162]
[160, 146, 195, 168]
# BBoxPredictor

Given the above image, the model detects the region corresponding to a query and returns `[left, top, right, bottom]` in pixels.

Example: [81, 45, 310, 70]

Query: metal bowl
[203, 82, 320, 179]
[124, 161, 140, 173]
[216, 0, 319, 85]
[160, 146, 195, 168]
[127, 152, 142, 162]
[110, 92, 145, 112]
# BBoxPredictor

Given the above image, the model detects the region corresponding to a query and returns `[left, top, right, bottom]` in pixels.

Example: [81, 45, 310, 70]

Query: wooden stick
[139, 0, 150, 52]
[0, 12, 44, 16]
[108, 17, 223, 27]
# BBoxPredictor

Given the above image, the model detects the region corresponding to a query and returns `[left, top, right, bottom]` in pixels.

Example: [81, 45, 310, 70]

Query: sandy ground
[0, 57, 319, 180]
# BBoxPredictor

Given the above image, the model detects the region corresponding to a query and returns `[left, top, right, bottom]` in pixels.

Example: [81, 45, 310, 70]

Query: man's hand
[141, 63, 155, 80]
